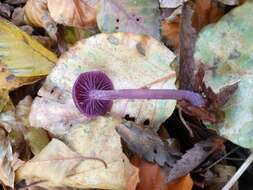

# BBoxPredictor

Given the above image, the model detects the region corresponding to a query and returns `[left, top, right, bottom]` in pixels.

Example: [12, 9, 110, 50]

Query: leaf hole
[116, 18, 119, 23]
[153, 148, 157, 154]
[50, 89, 55, 94]
[143, 119, 150, 125]
[115, 26, 119, 30]
[124, 114, 135, 122]
[136, 18, 140, 22]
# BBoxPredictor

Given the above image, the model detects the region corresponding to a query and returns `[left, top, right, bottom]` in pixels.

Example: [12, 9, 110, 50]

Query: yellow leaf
[0, 17, 57, 90]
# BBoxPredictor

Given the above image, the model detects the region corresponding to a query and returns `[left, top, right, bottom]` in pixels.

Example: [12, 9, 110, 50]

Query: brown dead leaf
[47, 0, 98, 28]
[166, 138, 224, 183]
[161, 16, 180, 52]
[131, 155, 193, 190]
[166, 174, 193, 190]
[116, 121, 181, 167]
[24, 0, 57, 39]
[192, 0, 225, 32]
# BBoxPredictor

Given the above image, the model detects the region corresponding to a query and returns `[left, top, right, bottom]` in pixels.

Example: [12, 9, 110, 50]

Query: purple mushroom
[72, 71, 205, 117]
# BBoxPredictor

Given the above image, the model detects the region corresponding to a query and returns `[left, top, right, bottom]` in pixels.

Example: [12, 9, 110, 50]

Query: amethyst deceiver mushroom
[72, 71, 205, 117]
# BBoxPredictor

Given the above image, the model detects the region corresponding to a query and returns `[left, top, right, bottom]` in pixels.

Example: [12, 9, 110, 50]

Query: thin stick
[178, 108, 194, 137]
[222, 153, 253, 190]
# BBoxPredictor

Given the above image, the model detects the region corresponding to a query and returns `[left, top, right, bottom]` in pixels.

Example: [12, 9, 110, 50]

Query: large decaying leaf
[96, 0, 161, 39]
[0, 17, 57, 90]
[17, 116, 139, 189]
[29, 33, 176, 135]
[195, 1, 253, 148]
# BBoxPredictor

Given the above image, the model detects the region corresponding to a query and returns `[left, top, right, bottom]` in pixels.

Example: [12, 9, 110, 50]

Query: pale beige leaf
[29, 33, 176, 135]
[17, 117, 138, 189]
[16, 138, 82, 186]
[62, 117, 138, 189]
[47, 0, 98, 28]
[0, 128, 14, 187]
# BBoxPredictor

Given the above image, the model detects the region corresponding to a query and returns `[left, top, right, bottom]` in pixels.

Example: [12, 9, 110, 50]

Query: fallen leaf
[131, 155, 193, 190]
[0, 3, 13, 18]
[195, 1, 253, 148]
[217, 0, 239, 5]
[16, 138, 85, 186]
[17, 116, 139, 189]
[116, 121, 181, 167]
[206, 164, 238, 190]
[0, 128, 14, 187]
[166, 138, 224, 183]
[29, 33, 176, 135]
[0, 17, 57, 91]
[159, 0, 185, 8]
[47, 0, 98, 28]
[96, 0, 161, 39]
[166, 174, 193, 190]
[24, 0, 57, 39]
[192, 0, 224, 32]
[15, 96, 50, 155]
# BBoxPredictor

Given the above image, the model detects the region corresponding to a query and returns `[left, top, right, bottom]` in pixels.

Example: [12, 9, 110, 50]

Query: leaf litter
[0, 0, 252, 189]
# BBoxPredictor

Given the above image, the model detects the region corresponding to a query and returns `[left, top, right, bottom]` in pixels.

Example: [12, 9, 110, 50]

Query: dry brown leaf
[47, 0, 98, 28]
[192, 0, 224, 32]
[166, 174, 193, 190]
[24, 0, 57, 39]
[131, 155, 193, 190]
[161, 16, 180, 52]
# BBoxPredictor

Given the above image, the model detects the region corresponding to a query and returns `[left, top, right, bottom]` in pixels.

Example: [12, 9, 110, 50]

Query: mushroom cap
[72, 71, 114, 117]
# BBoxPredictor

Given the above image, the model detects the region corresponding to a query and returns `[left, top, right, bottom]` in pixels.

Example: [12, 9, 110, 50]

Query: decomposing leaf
[16, 138, 85, 186]
[29, 33, 176, 135]
[0, 128, 14, 187]
[116, 121, 181, 167]
[192, 0, 224, 32]
[17, 116, 139, 189]
[166, 138, 224, 183]
[159, 0, 185, 8]
[206, 164, 238, 190]
[24, 0, 57, 39]
[166, 174, 193, 190]
[47, 0, 98, 28]
[0, 17, 57, 91]
[15, 96, 49, 155]
[131, 155, 193, 190]
[0, 89, 10, 112]
[96, 0, 161, 39]
[217, 0, 239, 5]
[195, 1, 253, 148]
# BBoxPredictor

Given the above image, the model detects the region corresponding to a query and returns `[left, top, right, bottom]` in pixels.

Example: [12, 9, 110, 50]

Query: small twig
[206, 147, 239, 170]
[178, 108, 194, 137]
[222, 153, 253, 190]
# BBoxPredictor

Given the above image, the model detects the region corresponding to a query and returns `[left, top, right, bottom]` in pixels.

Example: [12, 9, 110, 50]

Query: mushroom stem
[89, 89, 205, 107]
